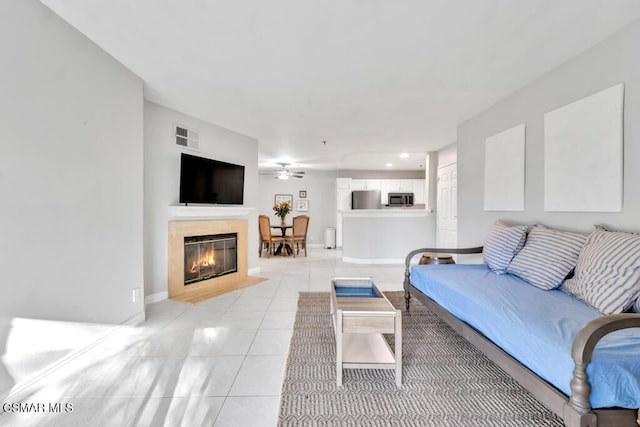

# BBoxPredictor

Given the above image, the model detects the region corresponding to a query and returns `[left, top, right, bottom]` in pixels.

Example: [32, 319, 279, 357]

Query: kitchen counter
[340, 209, 435, 264]
[341, 208, 431, 218]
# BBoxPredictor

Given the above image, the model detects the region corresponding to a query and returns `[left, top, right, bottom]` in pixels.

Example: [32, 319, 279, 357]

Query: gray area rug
[278, 291, 565, 427]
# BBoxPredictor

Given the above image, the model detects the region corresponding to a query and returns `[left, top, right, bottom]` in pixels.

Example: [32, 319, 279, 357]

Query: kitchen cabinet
[350, 180, 369, 190]
[412, 179, 425, 204]
[336, 178, 426, 246]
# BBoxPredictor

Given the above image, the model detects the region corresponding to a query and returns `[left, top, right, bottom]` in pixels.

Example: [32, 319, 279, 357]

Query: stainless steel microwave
[388, 192, 414, 206]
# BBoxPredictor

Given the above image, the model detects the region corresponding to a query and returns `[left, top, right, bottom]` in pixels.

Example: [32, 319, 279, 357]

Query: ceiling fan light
[273, 162, 303, 179]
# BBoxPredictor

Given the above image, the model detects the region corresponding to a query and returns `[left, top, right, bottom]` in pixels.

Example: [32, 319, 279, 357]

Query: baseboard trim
[123, 311, 146, 326]
[145, 291, 168, 305]
[248, 266, 261, 276]
[342, 257, 404, 265]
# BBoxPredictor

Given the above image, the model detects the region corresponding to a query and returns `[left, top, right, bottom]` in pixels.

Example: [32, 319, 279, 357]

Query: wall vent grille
[175, 125, 199, 150]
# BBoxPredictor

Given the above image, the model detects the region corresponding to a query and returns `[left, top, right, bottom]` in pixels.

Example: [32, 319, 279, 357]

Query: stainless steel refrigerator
[351, 190, 381, 209]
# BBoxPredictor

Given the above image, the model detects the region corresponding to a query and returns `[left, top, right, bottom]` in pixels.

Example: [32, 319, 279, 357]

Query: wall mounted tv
[179, 153, 245, 205]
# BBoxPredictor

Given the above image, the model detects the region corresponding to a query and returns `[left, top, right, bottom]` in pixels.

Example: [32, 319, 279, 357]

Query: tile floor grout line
[1, 248, 408, 426]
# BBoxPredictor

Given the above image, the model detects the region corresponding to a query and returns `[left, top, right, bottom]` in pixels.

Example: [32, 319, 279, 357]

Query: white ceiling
[40, 0, 640, 171]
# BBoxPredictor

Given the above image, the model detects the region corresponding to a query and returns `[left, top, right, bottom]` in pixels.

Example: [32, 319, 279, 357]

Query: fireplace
[184, 233, 237, 285]
[168, 219, 249, 300]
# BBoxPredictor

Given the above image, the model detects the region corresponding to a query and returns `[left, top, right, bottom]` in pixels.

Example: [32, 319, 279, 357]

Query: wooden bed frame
[404, 247, 640, 427]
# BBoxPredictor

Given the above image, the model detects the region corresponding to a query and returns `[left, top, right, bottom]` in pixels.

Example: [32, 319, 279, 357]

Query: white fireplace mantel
[168, 205, 254, 219]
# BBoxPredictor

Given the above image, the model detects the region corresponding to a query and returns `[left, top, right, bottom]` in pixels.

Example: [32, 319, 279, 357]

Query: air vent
[175, 125, 199, 151]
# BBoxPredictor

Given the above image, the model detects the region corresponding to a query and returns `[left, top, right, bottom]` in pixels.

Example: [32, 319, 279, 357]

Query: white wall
[457, 20, 640, 246]
[0, 0, 144, 323]
[425, 152, 438, 236]
[144, 102, 259, 299]
[437, 143, 457, 168]
[258, 171, 337, 246]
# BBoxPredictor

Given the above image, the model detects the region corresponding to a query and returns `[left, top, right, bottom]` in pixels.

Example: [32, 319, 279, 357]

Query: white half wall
[144, 102, 259, 299]
[342, 211, 434, 263]
[0, 0, 144, 324]
[457, 20, 640, 246]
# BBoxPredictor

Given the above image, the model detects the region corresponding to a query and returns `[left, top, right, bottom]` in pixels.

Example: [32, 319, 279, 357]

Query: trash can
[324, 227, 336, 249]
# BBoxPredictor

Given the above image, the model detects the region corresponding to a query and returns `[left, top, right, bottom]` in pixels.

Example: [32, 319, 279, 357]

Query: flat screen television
[179, 153, 245, 205]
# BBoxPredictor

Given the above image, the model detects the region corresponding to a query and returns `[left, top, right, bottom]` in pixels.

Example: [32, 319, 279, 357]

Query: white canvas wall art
[544, 83, 624, 212]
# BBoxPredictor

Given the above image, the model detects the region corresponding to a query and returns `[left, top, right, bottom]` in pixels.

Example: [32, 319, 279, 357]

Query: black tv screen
[179, 153, 245, 205]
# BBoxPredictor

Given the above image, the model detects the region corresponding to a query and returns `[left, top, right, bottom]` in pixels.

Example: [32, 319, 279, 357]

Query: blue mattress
[410, 263, 640, 409]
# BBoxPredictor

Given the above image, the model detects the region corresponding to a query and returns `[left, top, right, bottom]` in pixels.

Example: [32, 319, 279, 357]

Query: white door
[437, 163, 458, 248]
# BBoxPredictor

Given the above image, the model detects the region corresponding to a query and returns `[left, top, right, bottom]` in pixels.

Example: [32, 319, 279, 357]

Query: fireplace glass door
[184, 233, 237, 285]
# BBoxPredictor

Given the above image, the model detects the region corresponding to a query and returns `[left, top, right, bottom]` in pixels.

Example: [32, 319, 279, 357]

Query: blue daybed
[404, 234, 640, 427]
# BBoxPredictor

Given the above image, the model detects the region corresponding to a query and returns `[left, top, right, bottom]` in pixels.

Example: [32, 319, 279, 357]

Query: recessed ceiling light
[385, 163, 393, 168]
[400, 153, 409, 158]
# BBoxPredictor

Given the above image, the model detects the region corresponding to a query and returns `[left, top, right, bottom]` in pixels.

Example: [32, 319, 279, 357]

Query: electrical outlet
[132, 287, 140, 303]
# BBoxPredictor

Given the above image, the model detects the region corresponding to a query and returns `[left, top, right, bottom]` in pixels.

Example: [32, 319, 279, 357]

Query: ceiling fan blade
[271, 162, 304, 178]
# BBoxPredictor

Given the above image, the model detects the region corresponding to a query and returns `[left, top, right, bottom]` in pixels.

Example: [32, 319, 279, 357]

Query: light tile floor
[0, 248, 405, 426]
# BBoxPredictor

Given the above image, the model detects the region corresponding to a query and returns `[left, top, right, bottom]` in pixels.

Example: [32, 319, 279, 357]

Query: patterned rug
[278, 291, 565, 427]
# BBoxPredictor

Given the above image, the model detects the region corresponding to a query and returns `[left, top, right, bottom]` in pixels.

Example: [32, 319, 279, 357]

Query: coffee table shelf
[330, 277, 402, 387]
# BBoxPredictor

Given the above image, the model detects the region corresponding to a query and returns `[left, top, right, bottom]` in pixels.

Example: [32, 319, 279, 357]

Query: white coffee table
[330, 277, 402, 387]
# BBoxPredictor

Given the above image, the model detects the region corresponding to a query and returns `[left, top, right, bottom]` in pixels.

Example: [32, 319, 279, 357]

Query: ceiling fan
[274, 162, 305, 180]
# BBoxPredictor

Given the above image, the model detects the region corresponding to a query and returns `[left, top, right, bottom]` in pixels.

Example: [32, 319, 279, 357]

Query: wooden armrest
[569, 313, 640, 415]
[403, 246, 483, 309]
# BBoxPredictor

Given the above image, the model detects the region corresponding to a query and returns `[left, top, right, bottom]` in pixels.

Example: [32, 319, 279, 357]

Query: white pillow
[483, 220, 528, 274]
[507, 224, 587, 290]
[561, 229, 640, 315]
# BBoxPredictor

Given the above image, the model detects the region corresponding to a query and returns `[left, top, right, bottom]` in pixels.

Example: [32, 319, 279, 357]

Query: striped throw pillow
[483, 220, 528, 274]
[506, 224, 587, 290]
[561, 229, 640, 315]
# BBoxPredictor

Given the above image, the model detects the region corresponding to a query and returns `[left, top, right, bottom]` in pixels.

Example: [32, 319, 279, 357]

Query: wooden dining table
[270, 225, 293, 255]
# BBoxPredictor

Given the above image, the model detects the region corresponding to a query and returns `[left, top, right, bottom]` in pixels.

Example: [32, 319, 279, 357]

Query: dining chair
[258, 215, 285, 257]
[286, 215, 309, 257]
